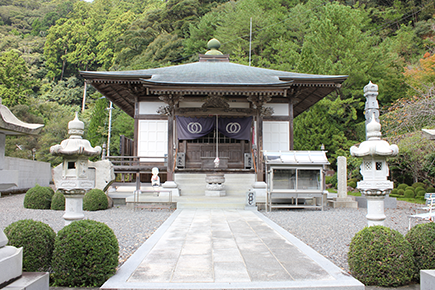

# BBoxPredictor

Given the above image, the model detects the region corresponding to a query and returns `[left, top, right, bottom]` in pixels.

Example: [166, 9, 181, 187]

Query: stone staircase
[111, 173, 258, 209]
[175, 173, 255, 196]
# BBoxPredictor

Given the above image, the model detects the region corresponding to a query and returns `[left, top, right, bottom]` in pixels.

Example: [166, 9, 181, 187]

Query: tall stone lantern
[350, 82, 398, 226]
[50, 113, 101, 225]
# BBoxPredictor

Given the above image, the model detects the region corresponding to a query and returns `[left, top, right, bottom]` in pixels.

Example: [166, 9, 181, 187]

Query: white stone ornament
[350, 82, 398, 226]
[50, 112, 102, 225]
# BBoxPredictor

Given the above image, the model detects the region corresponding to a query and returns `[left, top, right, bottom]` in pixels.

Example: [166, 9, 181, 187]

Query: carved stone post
[350, 82, 398, 226]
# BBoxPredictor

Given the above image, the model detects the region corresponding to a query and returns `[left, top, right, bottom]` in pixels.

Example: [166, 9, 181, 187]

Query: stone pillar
[330, 156, 358, 208]
[63, 195, 85, 225]
[366, 194, 386, 226]
[337, 156, 347, 199]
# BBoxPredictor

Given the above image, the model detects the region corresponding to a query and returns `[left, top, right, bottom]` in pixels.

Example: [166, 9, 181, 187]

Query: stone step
[175, 173, 256, 196]
[177, 197, 246, 209]
[4, 272, 49, 290]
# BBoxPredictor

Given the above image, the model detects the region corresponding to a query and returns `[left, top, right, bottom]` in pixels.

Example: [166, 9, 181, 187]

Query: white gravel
[0, 194, 424, 273]
[0, 194, 172, 267]
[263, 200, 423, 273]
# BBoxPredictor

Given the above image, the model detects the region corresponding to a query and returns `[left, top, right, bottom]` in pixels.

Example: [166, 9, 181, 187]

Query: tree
[40, 76, 86, 106]
[294, 95, 360, 169]
[87, 96, 108, 148]
[404, 52, 435, 98]
[389, 132, 435, 184]
[0, 49, 33, 106]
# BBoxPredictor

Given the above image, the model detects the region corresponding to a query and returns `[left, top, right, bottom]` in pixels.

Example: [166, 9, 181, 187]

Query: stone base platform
[329, 197, 358, 208]
[4, 272, 49, 290]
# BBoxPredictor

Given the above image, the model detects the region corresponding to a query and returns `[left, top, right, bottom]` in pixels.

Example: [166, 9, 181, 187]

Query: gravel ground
[0, 194, 173, 267]
[0, 194, 425, 274]
[263, 200, 423, 273]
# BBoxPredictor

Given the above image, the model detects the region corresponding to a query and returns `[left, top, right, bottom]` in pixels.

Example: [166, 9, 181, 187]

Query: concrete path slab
[101, 209, 364, 289]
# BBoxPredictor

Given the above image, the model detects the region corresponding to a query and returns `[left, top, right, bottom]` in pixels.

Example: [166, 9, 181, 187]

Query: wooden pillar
[256, 112, 264, 181]
[133, 97, 139, 156]
[289, 97, 294, 150]
[167, 113, 174, 181]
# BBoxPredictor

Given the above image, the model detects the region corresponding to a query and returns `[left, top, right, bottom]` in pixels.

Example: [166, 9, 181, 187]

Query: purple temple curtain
[218, 117, 252, 141]
[177, 116, 252, 141]
[176, 116, 215, 140]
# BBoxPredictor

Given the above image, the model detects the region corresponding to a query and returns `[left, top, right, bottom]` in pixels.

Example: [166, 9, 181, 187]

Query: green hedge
[4, 219, 55, 272]
[51, 220, 119, 287]
[23, 184, 54, 209]
[51, 191, 65, 210]
[406, 223, 435, 278]
[348, 226, 416, 287]
[404, 189, 415, 198]
[83, 189, 108, 211]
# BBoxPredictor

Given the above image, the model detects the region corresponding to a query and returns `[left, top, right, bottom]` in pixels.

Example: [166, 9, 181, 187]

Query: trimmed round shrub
[397, 183, 408, 190]
[348, 180, 357, 188]
[405, 186, 415, 192]
[426, 187, 435, 193]
[397, 189, 405, 196]
[51, 191, 65, 210]
[406, 223, 435, 277]
[415, 186, 425, 193]
[348, 226, 416, 287]
[391, 188, 399, 195]
[51, 220, 119, 287]
[4, 219, 55, 271]
[404, 189, 415, 198]
[416, 189, 426, 199]
[83, 189, 108, 211]
[23, 184, 54, 209]
[412, 182, 426, 189]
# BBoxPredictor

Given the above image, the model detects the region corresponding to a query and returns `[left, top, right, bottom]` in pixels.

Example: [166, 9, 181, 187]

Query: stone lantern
[50, 113, 101, 225]
[350, 82, 398, 226]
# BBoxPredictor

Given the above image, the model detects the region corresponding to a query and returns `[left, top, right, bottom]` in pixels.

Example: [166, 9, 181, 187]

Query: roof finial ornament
[205, 38, 223, 55]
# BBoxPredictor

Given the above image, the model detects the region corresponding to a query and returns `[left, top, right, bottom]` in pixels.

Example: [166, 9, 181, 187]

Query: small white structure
[350, 82, 399, 226]
[50, 113, 102, 225]
[0, 98, 48, 289]
[264, 150, 330, 211]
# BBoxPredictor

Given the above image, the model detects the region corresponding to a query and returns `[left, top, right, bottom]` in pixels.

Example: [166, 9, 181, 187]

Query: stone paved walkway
[101, 209, 364, 289]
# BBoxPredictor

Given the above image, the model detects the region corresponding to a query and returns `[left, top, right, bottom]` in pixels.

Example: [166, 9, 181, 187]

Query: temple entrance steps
[174, 173, 256, 196]
[110, 173, 261, 209]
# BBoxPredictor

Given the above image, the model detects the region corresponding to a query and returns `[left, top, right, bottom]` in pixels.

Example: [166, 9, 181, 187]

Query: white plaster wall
[263, 121, 289, 151]
[139, 101, 166, 115]
[268, 103, 289, 116]
[138, 120, 168, 162]
[3, 157, 51, 191]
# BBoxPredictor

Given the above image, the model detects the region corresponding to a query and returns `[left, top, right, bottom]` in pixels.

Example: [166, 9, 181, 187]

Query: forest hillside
[1, 0, 434, 184]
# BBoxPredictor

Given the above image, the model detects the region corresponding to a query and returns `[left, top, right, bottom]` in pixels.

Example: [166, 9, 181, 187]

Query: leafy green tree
[294, 96, 360, 169]
[110, 109, 134, 156]
[389, 132, 435, 184]
[0, 49, 33, 106]
[87, 96, 108, 148]
[40, 76, 86, 106]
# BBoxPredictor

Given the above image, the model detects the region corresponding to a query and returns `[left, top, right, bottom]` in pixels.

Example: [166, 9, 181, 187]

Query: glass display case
[264, 151, 329, 211]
